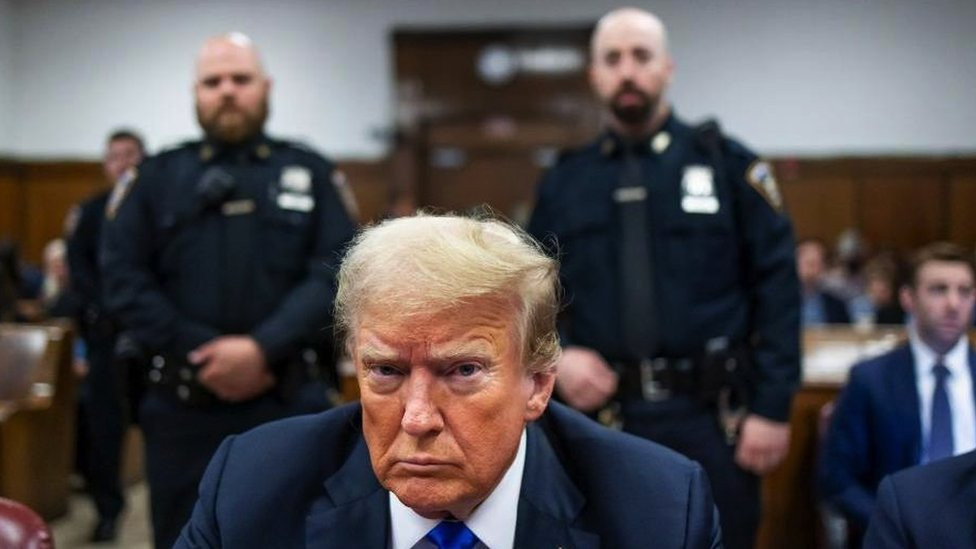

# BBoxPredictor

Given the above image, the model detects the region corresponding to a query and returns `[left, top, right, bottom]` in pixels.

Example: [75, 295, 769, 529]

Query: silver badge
[281, 166, 312, 194]
[680, 165, 719, 214]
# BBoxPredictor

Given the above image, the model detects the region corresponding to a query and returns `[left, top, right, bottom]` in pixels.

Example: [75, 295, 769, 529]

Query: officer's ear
[663, 53, 675, 85]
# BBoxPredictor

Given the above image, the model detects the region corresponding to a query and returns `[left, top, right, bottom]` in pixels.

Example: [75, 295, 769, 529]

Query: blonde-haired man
[176, 213, 721, 548]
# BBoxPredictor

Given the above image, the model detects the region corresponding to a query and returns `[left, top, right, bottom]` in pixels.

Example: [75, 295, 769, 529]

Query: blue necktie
[928, 362, 954, 462]
[425, 521, 479, 549]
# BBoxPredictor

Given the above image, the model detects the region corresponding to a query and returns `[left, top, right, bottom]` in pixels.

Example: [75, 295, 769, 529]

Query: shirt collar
[599, 109, 676, 157]
[909, 321, 970, 379]
[199, 133, 272, 163]
[389, 429, 527, 549]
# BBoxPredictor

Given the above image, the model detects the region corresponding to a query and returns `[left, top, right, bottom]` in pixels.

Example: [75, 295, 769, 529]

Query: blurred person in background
[66, 129, 145, 542]
[797, 238, 851, 326]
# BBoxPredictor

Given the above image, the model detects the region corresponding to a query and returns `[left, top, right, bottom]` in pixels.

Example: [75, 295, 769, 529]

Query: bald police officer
[102, 34, 357, 548]
[528, 9, 800, 549]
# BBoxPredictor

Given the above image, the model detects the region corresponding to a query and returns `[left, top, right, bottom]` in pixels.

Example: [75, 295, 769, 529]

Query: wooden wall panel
[947, 173, 976, 247]
[859, 174, 944, 251]
[779, 169, 858, 242]
[425, 150, 544, 224]
[3, 155, 975, 271]
[0, 162, 24, 243]
[337, 160, 391, 224]
[20, 163, 104, 265]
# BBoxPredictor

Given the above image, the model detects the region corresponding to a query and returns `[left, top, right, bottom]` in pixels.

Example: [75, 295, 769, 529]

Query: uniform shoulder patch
[106, 167, 138, 220]
[745, 160, 783, 212]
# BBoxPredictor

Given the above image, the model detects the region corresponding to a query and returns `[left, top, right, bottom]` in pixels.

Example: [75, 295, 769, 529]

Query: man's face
[102, 138, 142, 183]
[355, 298, 554, 520]
[902, 261, 975, 352]
[194, 41, 269, 144]
[796, 242, 827, 290]
[589, 14, 673, 127]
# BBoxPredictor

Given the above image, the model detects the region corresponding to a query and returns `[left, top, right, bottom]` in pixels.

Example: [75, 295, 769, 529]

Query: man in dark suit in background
[66, 129, 145, 542]
[863, 449, 976, 548]
[175, 214, 721, 549]
[820, 242, 976, 543]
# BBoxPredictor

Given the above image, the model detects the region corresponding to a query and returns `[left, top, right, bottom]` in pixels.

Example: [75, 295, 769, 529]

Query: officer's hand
[191, 336, 276, 402]
[734, 414, 790, 475]
[555, 346, 618, 412]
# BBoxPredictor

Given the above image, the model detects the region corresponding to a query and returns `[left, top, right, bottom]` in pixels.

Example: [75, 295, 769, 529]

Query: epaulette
[277, 138, 318, 155]
[694, 119, 724, 153]
[696, 120, 784, 212]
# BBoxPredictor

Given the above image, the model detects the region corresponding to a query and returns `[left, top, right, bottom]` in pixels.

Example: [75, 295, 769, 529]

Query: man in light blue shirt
[819, 241, 976, 544]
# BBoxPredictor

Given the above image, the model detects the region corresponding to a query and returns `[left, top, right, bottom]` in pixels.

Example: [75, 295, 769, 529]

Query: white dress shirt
[390, 429, 527, 549]
[909, 325, 976, 463]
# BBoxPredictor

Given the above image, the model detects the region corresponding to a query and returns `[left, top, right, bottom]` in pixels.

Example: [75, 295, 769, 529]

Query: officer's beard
[197, 97, 269, 145]
[609, 84, 654, 127]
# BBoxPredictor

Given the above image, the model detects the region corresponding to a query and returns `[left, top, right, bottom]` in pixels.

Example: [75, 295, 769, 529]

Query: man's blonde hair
[335, 212, 561, 374]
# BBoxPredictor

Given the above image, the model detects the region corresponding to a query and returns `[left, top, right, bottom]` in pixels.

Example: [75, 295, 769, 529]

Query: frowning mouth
[399, 457, 452, 466]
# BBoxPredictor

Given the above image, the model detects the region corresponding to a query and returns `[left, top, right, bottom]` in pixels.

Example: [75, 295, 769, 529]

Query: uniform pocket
[262, 210, 311, 274]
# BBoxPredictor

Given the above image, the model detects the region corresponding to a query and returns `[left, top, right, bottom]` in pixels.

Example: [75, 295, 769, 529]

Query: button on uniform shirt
[910, 324, 976, 463]
[390, 430, 526, 549]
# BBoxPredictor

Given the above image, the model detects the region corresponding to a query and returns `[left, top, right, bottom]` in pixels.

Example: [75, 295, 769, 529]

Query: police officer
[527, 9, 800, 549]
[101, 33, 357, 548]
[67, 129, 145, 543]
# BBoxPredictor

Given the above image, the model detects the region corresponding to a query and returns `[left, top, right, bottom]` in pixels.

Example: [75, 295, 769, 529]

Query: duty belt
[146, 354, 219, 407]
[614, 357, 700, 402]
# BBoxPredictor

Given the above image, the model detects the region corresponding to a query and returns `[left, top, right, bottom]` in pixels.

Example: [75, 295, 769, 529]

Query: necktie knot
[425, 521, 479, 549]
[933, 362, 950, 380]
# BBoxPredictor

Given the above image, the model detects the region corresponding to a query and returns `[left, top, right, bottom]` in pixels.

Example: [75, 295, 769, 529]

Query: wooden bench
[0, 321, 76, 520]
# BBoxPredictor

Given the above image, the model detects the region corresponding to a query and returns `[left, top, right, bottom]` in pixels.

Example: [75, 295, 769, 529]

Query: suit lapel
[305, 436, 390, 549]
[888, 344, 923, 463]
[514, 423, 599, 549]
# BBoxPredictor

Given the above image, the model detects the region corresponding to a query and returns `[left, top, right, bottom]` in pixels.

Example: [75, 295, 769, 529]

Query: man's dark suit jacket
[863, 449, 976, 548]
[819, 343, 976, 530]
[821, 291, 851, 324]
[174, 401, 721, 548]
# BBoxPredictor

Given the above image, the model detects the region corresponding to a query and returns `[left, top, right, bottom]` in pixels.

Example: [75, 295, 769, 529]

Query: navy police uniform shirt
[527, 113, 800, 421]
[101, 134, 357, 371]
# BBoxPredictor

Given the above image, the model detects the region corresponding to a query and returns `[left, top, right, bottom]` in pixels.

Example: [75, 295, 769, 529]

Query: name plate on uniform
[613, 186, 647, 203]
[277, 192, 314, 212]
[221, 199, 255, 216]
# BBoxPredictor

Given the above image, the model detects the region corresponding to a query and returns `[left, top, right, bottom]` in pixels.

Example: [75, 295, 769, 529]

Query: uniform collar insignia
[199, 144, 215, 162]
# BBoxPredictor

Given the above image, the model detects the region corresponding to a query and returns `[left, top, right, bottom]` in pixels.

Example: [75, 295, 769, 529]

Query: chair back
[0, 497, 54, 549]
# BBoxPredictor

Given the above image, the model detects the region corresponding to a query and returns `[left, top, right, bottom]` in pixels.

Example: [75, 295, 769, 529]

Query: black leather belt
[614, 357, 700, 402]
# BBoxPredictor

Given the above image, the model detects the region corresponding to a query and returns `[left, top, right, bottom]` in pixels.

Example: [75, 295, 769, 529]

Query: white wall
[0, 0, 15, 152]
[5, 0, 976, 159]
